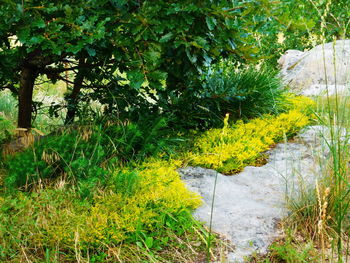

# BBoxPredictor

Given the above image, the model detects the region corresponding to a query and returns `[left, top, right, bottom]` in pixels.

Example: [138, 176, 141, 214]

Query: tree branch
[224, 6, 244, 12]
[43, 58, 116, 75]
[56, 76, 75, 85]
[42, 66, 81, 74]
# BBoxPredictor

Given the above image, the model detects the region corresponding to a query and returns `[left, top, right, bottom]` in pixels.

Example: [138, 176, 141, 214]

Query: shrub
[200, 64, 286, 119]
[4, 117, 175, 190]
[165, 63, 287, 129]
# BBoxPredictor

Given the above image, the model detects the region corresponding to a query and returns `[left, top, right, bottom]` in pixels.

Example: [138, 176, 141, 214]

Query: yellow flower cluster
[78, 159, 201, 245]
[188, 96, 315, 174]
[29, 160, 201, 248]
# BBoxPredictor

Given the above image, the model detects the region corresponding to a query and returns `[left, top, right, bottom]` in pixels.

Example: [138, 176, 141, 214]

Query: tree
[0, 0, 273, 129]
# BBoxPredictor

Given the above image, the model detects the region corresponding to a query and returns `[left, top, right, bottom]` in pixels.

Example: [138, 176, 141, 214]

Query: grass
[0, 90, 17, 121]
[0, 85, 65, 136]
[0, 161, 208, 262]
[313, 93, 350, 261]
[0, 94, 313, 262]
[260, 94, 350, 263]
[250, 1, 350, 260]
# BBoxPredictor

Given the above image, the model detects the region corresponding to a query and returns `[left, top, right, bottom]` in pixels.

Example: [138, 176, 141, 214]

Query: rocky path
[179, 126, 329, 262]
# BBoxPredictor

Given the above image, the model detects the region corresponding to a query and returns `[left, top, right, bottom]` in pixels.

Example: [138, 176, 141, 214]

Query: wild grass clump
[250, 230, 320, 262]
[3, 117, 175, 193]
[200, 64, 286, 120]
[0, 90, 17, 121]
[0, 160, 205, 262]
[0, 91, 16, 147]
[284, 94, 350, 262]
[163, 63, 287, 129]
[0, 115, 14, 144]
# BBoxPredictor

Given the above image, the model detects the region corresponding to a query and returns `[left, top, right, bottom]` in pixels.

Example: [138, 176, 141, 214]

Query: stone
[179, 125, 335, 262]
[278, 40, 350, 96]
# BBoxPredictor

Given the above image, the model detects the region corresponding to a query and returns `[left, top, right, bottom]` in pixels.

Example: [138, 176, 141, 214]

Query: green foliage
[0, 91, 17, 119]
[162, 63, 286, 129]
[257, 0, 350, 67]
[0, 116, 14, 144]
[0, 91, 16, 146]
[200, 64, 286, 122]
[0, 160, 204, 262]
[5, 127, 105, 189]
[189, 96, 314, 174]
[0, 96, 316, 262]
[267, 237, 319, 263]
[0, 0, 278, 127]
[112, 170, 140, 197]
[4, 117, 174, 190]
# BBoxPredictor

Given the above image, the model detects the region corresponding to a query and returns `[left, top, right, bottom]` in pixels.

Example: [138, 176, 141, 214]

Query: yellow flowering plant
[188, 96, 315, 174]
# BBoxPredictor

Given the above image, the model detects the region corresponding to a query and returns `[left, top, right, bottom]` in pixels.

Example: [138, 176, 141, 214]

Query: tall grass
[311, 10, 350, 260]
[283, 8, 350, 262]
[0, 90, 17, 120]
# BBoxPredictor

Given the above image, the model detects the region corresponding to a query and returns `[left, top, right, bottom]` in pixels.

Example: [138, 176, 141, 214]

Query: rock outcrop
[179, 125, 333, 262]
[278, 40, 350, 96]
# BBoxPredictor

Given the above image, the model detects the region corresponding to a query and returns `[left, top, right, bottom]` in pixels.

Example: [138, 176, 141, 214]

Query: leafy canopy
[0, 0, 275, 126]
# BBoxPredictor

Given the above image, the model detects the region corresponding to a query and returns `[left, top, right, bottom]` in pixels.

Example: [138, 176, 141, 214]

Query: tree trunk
[65, 58, 86, 124]
[18, 66, 38, 129]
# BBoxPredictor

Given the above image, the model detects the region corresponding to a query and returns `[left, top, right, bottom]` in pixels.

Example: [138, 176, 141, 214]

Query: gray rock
[179, 126, 338, 262]
[278, 40, 350, 96]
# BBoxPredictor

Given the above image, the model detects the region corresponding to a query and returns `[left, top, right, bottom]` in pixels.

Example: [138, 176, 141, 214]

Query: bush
[201, 64, 286, 118]
[4, 117, 175, 191]
[164, 63, 287, 129]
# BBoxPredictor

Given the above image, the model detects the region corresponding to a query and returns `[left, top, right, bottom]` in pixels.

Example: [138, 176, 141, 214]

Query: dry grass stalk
[1, 128, 45, 157]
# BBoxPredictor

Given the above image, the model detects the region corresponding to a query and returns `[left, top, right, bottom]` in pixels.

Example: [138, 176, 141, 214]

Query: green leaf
[66, 43, 84, 54]
[86, 46, 96, 57]
[185, 48, 197, 63]
[144, 49, 161, 68]
[64, 5, 73, 16]
[136, 241, 143, 248]
[29, 36, 45, 44]
[17, 27, 30, 43]
[205, 16, 217, 31]
[32, 18, 46, 28]
[110, 0, 127, 8]
[159, 32, 174, 43]
[225, 17, 237, 29]
[127, 70, 144, 90]
[148, 70, 167, 81]
[145, 237, 154, 249]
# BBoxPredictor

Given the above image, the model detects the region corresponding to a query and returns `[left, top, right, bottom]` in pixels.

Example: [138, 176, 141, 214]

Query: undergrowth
[0, 95, 313, 262]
